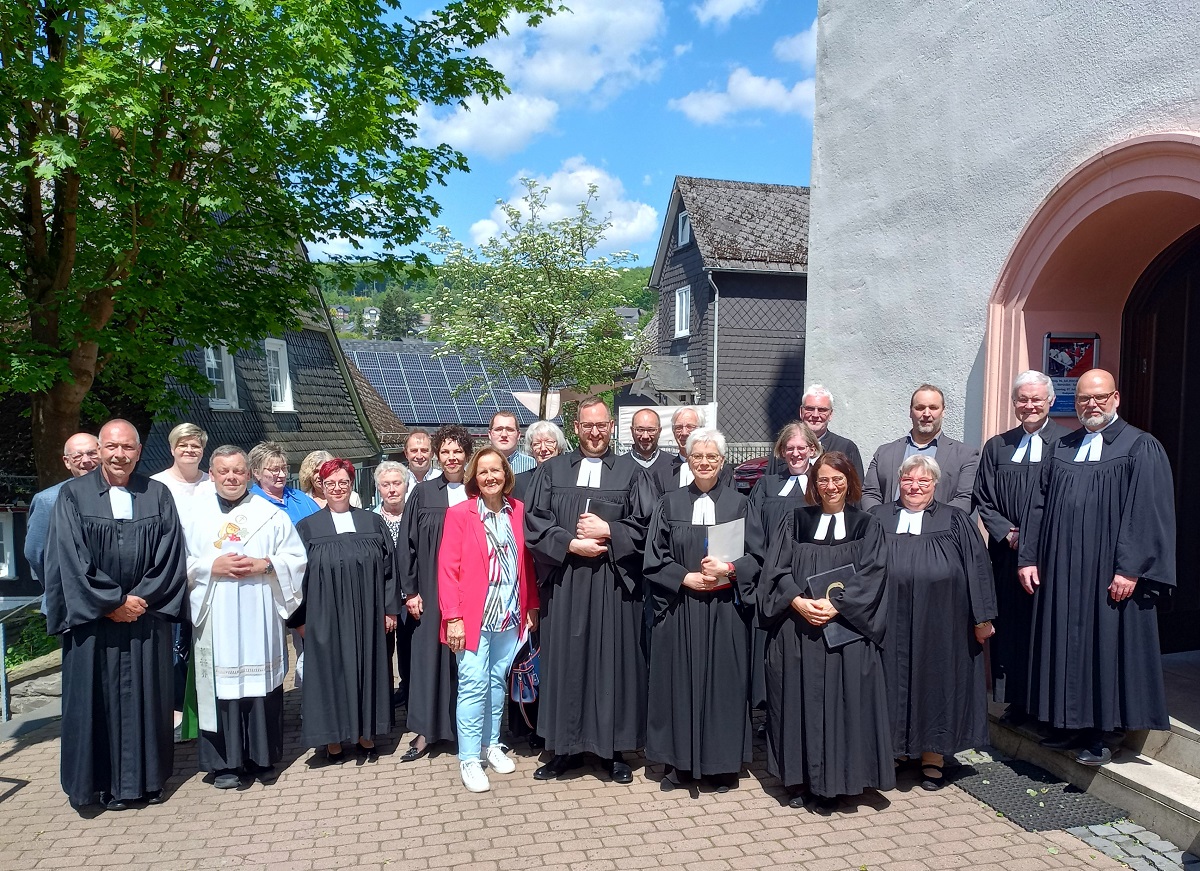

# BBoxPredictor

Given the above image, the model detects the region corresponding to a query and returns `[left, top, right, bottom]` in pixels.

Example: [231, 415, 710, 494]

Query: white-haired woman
[374, 461, 410, 705]
[869, 455, 997, 790]
[643, 428, 759, 792]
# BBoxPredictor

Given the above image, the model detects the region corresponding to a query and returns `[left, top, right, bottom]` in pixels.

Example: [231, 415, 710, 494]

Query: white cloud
[674, 42, 693, 57]
[642, 174, 653, 185]
[692, 0, 764, 27]
[774, 18, 818, 70]
[472, 157, 659, 252]
[417, 0, 667, 161]
[668, 67, 815, 125]
[416, 93, 559, 161]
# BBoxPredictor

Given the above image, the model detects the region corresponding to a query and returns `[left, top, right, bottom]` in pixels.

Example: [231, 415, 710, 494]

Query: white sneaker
[460, 759, 490, 793]
[484, 745, 516, 774]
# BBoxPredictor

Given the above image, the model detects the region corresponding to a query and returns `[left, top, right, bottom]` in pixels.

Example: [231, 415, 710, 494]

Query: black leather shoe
[787, 788, 809, 809]
[533, 753, 581, 780]
[812, 795, 840, 814]
[1040, 730, 1084, 750]
[400, 739, 429, 763]
[100, 793, 128, 811]
[145, 789, 165, 804]
[608, 758, 633, 784]
[527, 733, 546, 751]
[1076, 745, 1113, 766]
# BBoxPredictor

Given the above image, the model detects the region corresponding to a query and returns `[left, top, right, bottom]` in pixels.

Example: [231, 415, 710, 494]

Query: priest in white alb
[183, 445, 307, 789]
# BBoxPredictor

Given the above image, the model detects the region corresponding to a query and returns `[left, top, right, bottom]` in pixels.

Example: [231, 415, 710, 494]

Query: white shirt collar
[778, 473, 807, 497]
[678, 463, 694, 487]
[1074, 416, 1118, 463]
[692, 492, 716, 525]
[896, 508, 925, 535]
[814, 511, 847, 541]
[576, 456, 603, 488]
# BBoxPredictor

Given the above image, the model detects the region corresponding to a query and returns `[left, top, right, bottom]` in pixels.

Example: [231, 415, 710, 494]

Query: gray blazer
[861, 433, 979, 513]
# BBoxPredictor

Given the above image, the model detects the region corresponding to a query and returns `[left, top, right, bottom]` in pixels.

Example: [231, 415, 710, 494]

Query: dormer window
[677, 212, 692, 247]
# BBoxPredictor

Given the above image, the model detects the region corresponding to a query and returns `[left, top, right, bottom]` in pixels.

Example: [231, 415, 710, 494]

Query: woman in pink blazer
[438, 446, 539, 793]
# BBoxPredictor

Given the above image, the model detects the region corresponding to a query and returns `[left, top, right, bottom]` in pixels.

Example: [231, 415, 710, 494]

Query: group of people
[31, 365, 1176, 814]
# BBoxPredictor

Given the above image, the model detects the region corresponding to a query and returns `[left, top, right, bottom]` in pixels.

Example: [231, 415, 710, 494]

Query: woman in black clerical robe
[745, 421, 822, 710]
[759, 451, 893, 813]
[869, 455, 997, 790]
[644, 429, 760, 792]
[291, 459, 398, 761]
[398, 424, 473, 761]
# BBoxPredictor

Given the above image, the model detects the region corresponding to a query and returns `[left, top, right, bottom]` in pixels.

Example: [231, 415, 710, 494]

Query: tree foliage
[428, 180, 635, 419]
[374, 287, 420, 340]
[1, 0, 557, 484]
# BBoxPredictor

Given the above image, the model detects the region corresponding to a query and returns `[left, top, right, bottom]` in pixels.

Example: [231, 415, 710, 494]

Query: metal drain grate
[953, 759, 1125, 832]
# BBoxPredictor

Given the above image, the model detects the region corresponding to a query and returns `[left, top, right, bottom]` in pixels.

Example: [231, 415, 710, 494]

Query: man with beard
[1018, 369, 1176, 765]
[767, 385, 864, 479]
[626, 408, 673, 483]
[861, 384, 978, 513]
[973, 371, 1071, 724]
[524, 397, 657, 784]
[45, 420, 188, 810]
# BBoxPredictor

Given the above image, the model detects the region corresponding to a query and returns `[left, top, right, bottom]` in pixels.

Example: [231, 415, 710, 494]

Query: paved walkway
[0, 686, 1123, 871]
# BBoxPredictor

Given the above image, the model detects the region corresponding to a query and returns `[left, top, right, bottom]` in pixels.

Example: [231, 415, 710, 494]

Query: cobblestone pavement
[0, 688, 1130, 871]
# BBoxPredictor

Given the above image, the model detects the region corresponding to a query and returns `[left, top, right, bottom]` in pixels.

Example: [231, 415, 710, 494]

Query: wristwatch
[263, 559, 276, 576]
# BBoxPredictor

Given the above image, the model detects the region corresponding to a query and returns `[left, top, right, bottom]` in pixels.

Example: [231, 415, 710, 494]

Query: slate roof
[637, 355, 698, 394]
[649, 176, 810, 286]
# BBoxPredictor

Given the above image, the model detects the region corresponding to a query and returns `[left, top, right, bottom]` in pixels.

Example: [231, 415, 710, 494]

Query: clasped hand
[212, 553, 262, 578]
[570, 513, 609, 558]
[106, 595, 147, 623]
[792, 596, 838, 626]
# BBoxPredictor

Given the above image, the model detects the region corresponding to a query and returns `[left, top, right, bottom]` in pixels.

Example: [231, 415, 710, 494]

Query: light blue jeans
[456, 627, 521, 762]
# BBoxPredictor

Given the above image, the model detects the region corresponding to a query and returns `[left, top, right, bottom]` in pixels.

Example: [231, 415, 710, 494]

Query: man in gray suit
[861, 384, 978, 513]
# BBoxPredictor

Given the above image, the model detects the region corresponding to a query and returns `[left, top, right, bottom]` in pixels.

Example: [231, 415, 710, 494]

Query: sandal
[920, 763, 945, 791]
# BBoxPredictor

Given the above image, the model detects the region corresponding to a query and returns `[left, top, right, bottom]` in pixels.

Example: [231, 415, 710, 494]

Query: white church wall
[805, 0, 1200, 456]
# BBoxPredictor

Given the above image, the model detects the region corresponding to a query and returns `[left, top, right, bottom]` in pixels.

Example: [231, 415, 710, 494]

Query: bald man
[1018, 370, 1176, 765]
[24, 433, 101, 584]
[45, 420, 188, 810]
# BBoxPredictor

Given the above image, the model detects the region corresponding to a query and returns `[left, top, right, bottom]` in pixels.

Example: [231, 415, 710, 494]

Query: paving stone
[1123, 843, 1155, 858]
[1148, 854, 1184, 871]
[1066, 827, 1093, 838]
[1148, 841, 1179, 853]
[1114, 822, 1147, 835]
[1127, 860, 1160, 871]
[1088, 825, 1120, 837]
[1135, 831, 1165, 845]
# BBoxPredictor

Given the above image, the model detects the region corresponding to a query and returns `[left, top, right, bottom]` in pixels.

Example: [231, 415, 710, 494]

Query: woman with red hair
[289, 458, 400, 762]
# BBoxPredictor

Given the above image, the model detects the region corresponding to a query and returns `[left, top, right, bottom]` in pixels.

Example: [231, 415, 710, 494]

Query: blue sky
[311, 0, 819, 265]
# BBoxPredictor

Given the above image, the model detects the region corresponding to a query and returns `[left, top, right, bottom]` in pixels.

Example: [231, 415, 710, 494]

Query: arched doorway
[1121, 226, 1200, 653]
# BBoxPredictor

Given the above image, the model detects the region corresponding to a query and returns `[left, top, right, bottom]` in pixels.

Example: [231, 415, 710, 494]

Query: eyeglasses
[1014, 395, 1048, 406]
[632, 427, 660, 435]
[262, 466, 288, 476]
[689, 453, 722, 463]
[323, 480, 352, 491]
[816, 476, 847, 487]
[578, 422, 610, 432]
[801, 405, 832, 416]
[1076, 391, 1116, 406]
[900, 477, 934, 490]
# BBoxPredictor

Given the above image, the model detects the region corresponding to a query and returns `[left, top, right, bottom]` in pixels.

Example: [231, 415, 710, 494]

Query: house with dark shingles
[644, 176, 809, 444]
[141, 305, 385, 503]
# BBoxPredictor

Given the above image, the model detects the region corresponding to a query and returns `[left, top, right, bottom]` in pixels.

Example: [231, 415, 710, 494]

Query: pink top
[437, 496, 539, 652]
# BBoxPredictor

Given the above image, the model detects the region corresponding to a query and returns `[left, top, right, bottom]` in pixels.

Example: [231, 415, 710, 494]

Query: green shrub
[3, 615, 59, 670]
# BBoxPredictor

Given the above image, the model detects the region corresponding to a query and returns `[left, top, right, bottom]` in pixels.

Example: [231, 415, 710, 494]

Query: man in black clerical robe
[643, 480, 760, 789]
[45, 419, 188, 810]
[525, 398, 657, 784]
[766, 385, 865, 480]
[974, 371, 1070, 723]
[1018, 369, 1176, 765]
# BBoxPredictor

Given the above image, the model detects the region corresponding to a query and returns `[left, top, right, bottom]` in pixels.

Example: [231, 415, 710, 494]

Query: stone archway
[983, 134, 1200, 437]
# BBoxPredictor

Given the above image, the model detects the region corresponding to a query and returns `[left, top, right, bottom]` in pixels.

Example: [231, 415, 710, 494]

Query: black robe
[524, 449, 657, 757]
[643, 484, 760, 775]
[744, 473, 809, 708]
[292, 508, 397, 747]
[1018, 418, 1176, 731]
[397, 477, 460, 743]
[973, 420, 1071, 706]
[767, 429, 864, 481]
[870, 501, 998, 757]
[44, 469, 188, 806]
[758, 505, 894, 797]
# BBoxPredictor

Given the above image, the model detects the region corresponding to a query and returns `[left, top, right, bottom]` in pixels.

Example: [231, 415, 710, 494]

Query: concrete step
[1126, 720, 1200, 781]
[990, 715, 1200, 856]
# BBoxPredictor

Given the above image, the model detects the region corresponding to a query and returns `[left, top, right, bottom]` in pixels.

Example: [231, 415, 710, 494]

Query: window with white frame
[204, 346, 239, 410]
[0, 512, 14, 579]
[674, 285, 691, 337]
[677, 211, 692, 247]
[264, 338, 294, 413]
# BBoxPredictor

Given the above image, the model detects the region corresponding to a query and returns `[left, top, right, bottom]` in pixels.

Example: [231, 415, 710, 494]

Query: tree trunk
[539, 378, 550, 421]
[30, 365, 96, 489]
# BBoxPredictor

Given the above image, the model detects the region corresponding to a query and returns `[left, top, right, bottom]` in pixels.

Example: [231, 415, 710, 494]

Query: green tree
[375, 288, 420, 340]
[428, 180, 635, 419]
[1, 0, 556, 485]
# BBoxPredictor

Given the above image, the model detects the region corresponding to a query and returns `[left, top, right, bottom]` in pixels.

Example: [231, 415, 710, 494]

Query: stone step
[990, 716, 1200, 855]
[1126, 720, 1200, 781]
